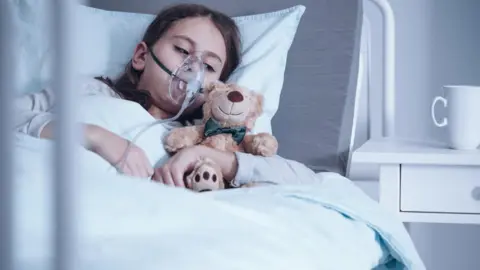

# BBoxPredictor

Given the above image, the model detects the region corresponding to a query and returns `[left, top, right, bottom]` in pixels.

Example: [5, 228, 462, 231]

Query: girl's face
[131, 17, 227, 116]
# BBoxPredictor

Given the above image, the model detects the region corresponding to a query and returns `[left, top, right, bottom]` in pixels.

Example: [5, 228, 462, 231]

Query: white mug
[431, 85, 480, 150]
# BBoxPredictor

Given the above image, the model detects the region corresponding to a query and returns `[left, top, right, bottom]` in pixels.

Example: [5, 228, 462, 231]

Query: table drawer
[400, 165, 480, 214]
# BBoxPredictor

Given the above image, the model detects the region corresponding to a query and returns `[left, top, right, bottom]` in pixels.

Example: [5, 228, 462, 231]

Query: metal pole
[0, 1, 15, 270]
[50, 0, 83, 269]
[368, 0, 396, 138]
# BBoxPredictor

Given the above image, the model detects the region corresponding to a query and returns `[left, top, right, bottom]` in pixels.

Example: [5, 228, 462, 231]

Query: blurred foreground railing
[0, 1, 15, 269]
[51, 0, 84, 269]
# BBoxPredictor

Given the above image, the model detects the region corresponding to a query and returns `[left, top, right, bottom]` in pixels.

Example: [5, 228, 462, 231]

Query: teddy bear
[163, 81, 278, 192]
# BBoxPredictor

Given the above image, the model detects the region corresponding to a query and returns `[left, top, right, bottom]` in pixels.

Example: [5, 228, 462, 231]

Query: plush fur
[163, 81, 278, 192]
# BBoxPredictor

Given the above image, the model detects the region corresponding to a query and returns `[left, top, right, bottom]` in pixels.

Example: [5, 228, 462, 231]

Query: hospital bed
[1, 0, 425, 269]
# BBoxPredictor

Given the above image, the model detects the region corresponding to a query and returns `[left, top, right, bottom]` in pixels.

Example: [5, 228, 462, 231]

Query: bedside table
[352, 138, 480, 225]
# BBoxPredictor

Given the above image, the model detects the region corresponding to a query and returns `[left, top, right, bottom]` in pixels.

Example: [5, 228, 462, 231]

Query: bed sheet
[12, 133, 425, 270]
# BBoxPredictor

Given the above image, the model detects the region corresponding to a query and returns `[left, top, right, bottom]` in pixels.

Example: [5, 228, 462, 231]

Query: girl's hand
[153, 145, 238, 188]
[86, 124, 154, 178]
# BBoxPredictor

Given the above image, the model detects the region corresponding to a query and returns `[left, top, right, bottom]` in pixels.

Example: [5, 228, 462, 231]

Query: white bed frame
[0, 0, 395, 269]
[347, 0, 396, 178]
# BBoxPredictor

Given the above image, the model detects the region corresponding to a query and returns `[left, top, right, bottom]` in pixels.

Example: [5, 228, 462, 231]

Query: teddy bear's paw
[251, 133, 278, 157]
[164, 131, 193, 153]
[186, 158, 223, 192]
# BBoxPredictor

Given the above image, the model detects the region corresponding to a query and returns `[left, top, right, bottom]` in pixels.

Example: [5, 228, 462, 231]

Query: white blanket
[13, 133, 425, 270]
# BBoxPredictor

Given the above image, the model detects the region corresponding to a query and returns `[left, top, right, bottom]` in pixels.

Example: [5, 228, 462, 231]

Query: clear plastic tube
[114, 85, 197, 171]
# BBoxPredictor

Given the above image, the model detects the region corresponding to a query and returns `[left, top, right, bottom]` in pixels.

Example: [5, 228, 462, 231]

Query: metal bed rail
[50, 1, 84, 269]
[1, 1, 15, 269]
[1, 0, 84, 269]
[369, 0, 396, 138]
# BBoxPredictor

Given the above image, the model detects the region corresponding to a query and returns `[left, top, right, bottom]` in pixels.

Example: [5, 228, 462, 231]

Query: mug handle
[431, 96, 448, 127]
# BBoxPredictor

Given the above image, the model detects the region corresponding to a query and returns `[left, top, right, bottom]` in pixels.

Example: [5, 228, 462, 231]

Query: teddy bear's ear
[252, 91, 264, 115]
[245, 91, 265, 131]
[203, 80, 225, 94]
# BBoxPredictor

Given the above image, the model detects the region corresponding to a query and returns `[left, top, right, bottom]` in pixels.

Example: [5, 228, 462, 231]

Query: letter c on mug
[431, 96, 448, 127]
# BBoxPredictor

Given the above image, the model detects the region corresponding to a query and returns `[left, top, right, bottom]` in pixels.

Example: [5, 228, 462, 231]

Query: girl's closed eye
[174, 46, 189, 55]
[204, 63, 215, 72]
[174, 45, 216, 72]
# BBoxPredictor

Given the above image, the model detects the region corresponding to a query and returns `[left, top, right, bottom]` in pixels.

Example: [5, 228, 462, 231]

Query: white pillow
[10, 2, 305, 134]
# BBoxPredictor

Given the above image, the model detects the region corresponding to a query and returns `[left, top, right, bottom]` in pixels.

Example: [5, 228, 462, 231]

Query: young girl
[15, 4, 320, 188]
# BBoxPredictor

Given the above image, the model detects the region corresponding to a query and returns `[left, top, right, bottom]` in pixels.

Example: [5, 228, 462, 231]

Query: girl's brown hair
[96, 4, 241, 115]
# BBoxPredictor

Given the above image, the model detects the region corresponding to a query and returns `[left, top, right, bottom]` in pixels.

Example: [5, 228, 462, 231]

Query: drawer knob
[472, 187, 480, 201]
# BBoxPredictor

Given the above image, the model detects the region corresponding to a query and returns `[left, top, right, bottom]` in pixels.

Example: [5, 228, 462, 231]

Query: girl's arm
[15, 77, 120, 139]
[193, 146, 320, 186]
[39, 121, 101, 152]
[231, 152, 321, 186]
[15, 88, 56, 138]
[15, 78, 153, 177]
[15, 89, 109, 152]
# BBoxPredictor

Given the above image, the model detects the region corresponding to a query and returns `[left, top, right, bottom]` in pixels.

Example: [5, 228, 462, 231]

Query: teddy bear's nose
[227, 91, 244, 103]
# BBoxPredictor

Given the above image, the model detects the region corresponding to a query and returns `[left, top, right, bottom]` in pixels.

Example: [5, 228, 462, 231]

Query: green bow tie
[203, 118, 246, 145]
